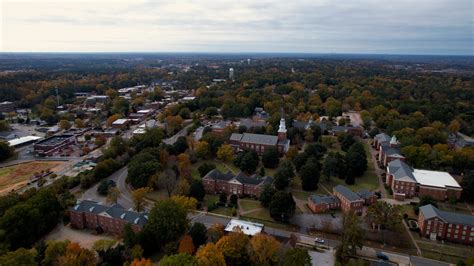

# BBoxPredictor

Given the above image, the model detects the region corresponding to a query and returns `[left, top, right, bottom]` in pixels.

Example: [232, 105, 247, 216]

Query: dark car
[376, 252, 389, 261]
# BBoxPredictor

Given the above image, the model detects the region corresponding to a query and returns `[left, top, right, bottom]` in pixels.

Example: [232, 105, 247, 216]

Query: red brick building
[307, 195, 340, 213]
[34, 134, 76, 156]
[203, 169, 273, 197]
[69, 200, 147, 235]
[386, 159, 462, 201]
[229, 118, 290, 155]
[333, 185, 367, 215]
[373, 133, 391, 150]
[418, 204, 474, 245]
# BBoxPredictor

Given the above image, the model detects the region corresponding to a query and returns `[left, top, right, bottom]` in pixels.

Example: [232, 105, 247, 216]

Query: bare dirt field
[46, 223, 117, 249]
[0, 161, 64, 195]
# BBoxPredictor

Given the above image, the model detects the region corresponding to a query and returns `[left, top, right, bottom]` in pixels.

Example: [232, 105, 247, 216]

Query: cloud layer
[1, 0, 473, 54]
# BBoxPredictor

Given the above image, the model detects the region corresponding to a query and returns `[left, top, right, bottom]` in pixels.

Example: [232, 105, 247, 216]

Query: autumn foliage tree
[178, 235, 195, 255]
[196, 243, 226, 266]
[249, 234, 281, 265]
[216, 231, 250, 265]
[57, 242, 97, 266]
[217, 143, 234, 163]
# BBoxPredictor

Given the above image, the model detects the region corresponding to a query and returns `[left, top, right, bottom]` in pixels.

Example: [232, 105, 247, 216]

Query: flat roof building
[225, 219, 264, 236]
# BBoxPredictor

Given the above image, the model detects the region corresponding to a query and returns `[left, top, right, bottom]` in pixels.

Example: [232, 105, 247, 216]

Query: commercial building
[386, 159, 462, 201]
[33, 134, 75, 156]
[418, 204, 474, 245]
[229, 117, 290, 154]
[0, 101, 15, 113]
[225, 219, 263, 236]
[111, 119, 130, 129]
[8, 136, 42, 148]
[203, 169, 273, 197]
[69, 200, 147, 235]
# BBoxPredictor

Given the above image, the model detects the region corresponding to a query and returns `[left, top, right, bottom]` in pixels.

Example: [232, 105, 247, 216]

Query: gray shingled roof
[309, 194, 340, 205]
[357, 188, 375, 199]
[380, 143, 404, 157]
[419, 204, 474, 227]
[204, 169, 234, 181]
[387, 159, 416, 182]
[240, 133, 278, 145]
[230, 133, 243, 141]
[234, 172, 273, 186]
[375, 133, 391, 143]
[73, 200, 148, 227]
[73, 200, 109, 214]
[334, 185, 362, 201]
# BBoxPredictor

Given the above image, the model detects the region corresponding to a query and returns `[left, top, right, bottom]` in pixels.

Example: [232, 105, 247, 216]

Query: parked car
[376, 252, 389, 261]
[314, 237, 325, 244]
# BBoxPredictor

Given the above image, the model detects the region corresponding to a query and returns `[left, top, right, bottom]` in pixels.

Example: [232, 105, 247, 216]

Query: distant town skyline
[1, 0, 473, 55]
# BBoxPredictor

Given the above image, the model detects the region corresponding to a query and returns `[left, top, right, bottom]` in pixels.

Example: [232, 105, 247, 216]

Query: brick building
[203, 169, 273, 197]
[333, 185, 366, 215]
[69, 200, 147, 235]
[377, 136, 405, 167]
[418, 204, 474, 245]
[373, 133, 391, 150]
[229, 117, 290, 155]
[33, 134, 76, 156]
[307, 195, 340, 213]
[386, 159, 462, 201]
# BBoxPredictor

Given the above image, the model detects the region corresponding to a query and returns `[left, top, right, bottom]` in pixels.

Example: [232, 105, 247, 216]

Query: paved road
[78, 166, 133, 209]
[163, 124, 193, 145]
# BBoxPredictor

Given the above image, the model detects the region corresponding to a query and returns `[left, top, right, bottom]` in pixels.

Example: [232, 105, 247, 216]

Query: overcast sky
[1, 0, 473, 55]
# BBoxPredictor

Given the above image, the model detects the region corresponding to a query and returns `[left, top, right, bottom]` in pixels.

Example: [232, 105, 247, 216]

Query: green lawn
[239, 199, 261, 212]
[210, 207, 236, 216]
[417, 241, 473, 263]
[240, 210, 298, 231]
[437, 202, 472, 214]
[203, 194, 220, 207]
[400, 204, 417, 219]
[145, 190, 170, 202]
[292, 188, 328, 201]
[191, 160, 236, 179]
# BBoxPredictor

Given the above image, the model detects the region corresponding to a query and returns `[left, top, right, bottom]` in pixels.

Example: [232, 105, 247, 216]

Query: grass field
[0, 161, 62, 195]
[292, 188, 328, 201]
[417, 241, 473, 263]
[239, 199, 261, 212]
[191, 160, 237, 179]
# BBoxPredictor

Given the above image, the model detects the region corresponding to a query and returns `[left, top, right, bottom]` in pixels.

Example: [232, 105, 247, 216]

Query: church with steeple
[229, 116, 291, 155]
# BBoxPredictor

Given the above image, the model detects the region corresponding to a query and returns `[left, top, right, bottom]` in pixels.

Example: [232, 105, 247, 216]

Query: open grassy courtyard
[0, 161, 63, 195]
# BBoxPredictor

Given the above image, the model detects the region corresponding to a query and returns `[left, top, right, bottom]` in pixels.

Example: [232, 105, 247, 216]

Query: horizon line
[0, 51, 473, 57]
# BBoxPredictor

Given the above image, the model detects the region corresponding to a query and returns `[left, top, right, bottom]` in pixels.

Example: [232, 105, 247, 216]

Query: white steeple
[278, 117, 287, 133]
[390, 135, 398, 145]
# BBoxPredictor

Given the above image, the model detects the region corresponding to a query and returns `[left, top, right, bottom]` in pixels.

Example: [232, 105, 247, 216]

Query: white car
[314, 237, 325, 244]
